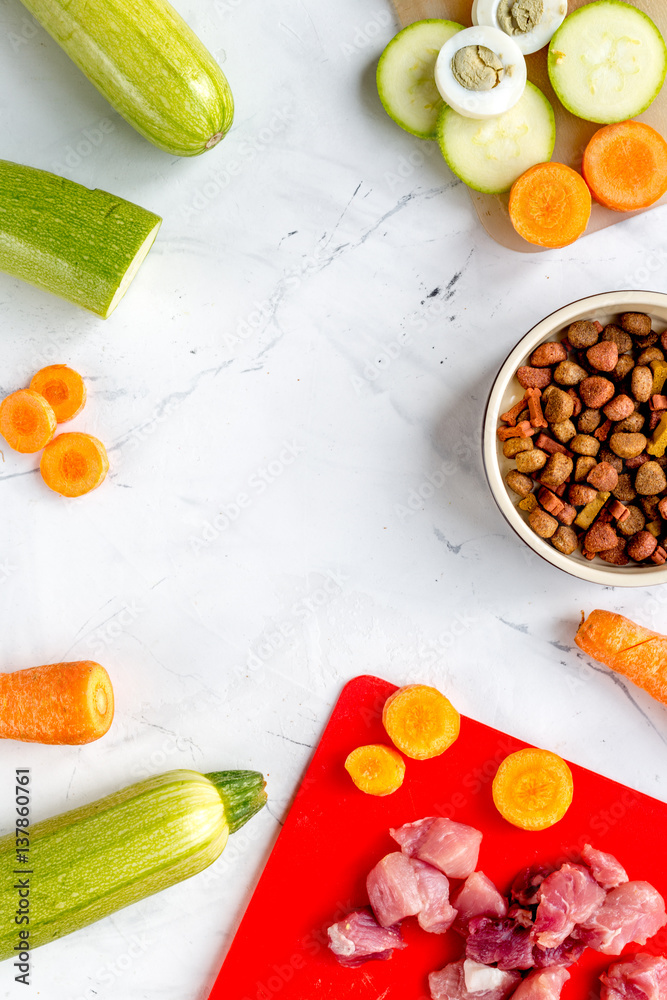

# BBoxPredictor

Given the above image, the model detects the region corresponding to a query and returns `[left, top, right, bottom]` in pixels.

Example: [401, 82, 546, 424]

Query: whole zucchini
[0, 161, 161, 318]
[0, 769, 266, 957]
[20, 0, 234, 156]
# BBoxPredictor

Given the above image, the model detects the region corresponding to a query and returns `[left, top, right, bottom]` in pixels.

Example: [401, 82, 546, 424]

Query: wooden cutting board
[390, 0, 667, 251]
[209, 675, 667, 1000]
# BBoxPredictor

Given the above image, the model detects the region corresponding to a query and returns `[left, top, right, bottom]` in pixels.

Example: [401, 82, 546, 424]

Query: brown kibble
[661, 330, 667, 354]
[585, 522, 618, 553]
[640, 496, 660, 519]
[635, 460, 667, 495]
[587, 461, 619, 492]
[650, 394, 667, 411]
[651, 545, 667, 565]
[621, 312, 652, 338]
[534, 433, 571, 457]
[506, 470, 534, 497]
[503, 437, 534, 458]
[627, 530, 658, 562]
[587, 341, 618, 372]
[569, 483, 598, 505]
[551, 419, 576, 443]
[551, 525, 578, 554]
[530, 342, 567, 367]
[567, 320, 600, 349]
[579, 376, 615, 408]
[626, 453, 649, 469]
[557, 503, 577, 526]
[578, 408, 601, 434]
[544, 388, 574, 423]
[528, 507, 558, 538]
[658, 496, 667, 519]
[594, 419, 612, 443]
[617, 505, 645, 537]
[612, 355, 635, 382]
[614, 412, 644, 434]
[570, 434, 600, 457]
[598, 540, 629, 566]
[554, 360, 588, 385]
[515, 449, 548, 474]
[599, 448, 623, 473]
[602, 324, 633, 354]
[574, 456, 598, 481]
[517, 366, 552, 389]
[612, 473, 636, 504]
[603, 395, 634, 422]
[538, 486, 565, 516]
[631, 366, 654, 402]
[567, 389, 582, 417]
[609, 432, 648, 459]
[540, 452, 573, 487]
[637, 347, 664, 366]
[636, 331, 659, 350]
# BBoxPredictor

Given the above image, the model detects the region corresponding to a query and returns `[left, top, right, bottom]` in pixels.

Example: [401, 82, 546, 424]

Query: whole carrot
[575, 610, 667, 707]
[0, 661, 114, 744]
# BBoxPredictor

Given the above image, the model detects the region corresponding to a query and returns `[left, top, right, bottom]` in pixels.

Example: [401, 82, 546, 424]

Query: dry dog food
[499, 312, 667, 566]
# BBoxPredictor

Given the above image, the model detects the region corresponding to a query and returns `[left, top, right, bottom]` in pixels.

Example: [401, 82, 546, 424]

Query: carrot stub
[575, 608, 667, 706]
[583, 121, 667, 213]
[509, 162, 592, 249]
[0, 389, 56, 453]
[40, 432, 109, 497]
[492, 748, 573, 831]
[345, 744, 405, 796]
[382, 684, 460, 760]
[0, 661, 114, 744]
[29, 365, 87, 423]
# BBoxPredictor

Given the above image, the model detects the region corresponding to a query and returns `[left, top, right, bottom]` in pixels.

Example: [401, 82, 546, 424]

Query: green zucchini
[0, 161, 161, 318]
[0, 768, 266, 957]
[19, 0, 234, 156]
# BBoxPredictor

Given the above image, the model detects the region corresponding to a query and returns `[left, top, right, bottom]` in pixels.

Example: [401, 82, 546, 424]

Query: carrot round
[382, 684, 460, 760]
[583, 121, 667, 212]
[509, 162, 592, 248]
[0, 389, 56, 453]
[40, 432, 109, 497]
[0, 661, 114, 744]
[29, 365, 86, 423]
[575, 609, 667, 706]
[492, 748, 573, 831]
[344, 744, 405, 796]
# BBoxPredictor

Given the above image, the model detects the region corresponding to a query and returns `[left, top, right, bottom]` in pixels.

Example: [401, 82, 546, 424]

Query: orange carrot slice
[509, 162, 592, 248]
[40, 432, 109, 497]
[382, 684, 460, 760]
[583, 121, 667, 212]
[344, 744, 405, 796]
[0, 389, 57, 453]
[492, 748, 573, 831]
[29, 365, 87, 423]
[0, 661, 114, 744]
[575, 608, 667, 706]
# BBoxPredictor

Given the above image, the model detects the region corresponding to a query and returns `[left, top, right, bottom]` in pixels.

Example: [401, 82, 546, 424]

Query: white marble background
[0, 0, 666, 996]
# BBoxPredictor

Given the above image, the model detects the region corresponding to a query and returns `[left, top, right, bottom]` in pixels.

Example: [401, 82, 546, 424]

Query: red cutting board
[210, 676, 667, 1000]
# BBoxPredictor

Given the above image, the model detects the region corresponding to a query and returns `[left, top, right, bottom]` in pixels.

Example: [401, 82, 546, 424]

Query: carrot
[344, 744, 405, 796]
[382, 684, 460, 760]
[0, 389, 56, 453]
[582, 121, 667, 212]
[575, 609, 667, 706]
[492, 748, 573, 831]
[509, 162, 592, 248]
[0, 661, 114, 744]
[29, 365, 86, 423]
[40, 432, 109, 497]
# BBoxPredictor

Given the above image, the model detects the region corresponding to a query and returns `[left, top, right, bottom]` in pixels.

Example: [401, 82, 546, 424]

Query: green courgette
[0, 768, 266, 957]
[0, 161, 161, 318]
[20, 0, 234, 156]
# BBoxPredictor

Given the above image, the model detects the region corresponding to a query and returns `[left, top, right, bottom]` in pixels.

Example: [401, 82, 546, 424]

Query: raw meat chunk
[508, 904, 534, 930]
[452, 872, 508, 930]
[367, 852, 422, 927]
[581, 844, 629, 891]
[532, 935, 585, 969]
[466, 915, 534, 970]
[575, 881, 667, 955]
[533, 863, 606, 948]
[328, 910, 405, 966]
[411, 859, 457, 934]
[600, 953, 667, 1000]
[391, 816, 482, 878]
[429, 958, 521, 1000]
[511, 865, 555, 906]
[512, 966, 570, 999]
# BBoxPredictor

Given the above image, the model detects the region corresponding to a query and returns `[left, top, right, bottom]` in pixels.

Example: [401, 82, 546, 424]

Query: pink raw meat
[532, 935, 585, 969]
[600, 953, 667, 1000]
[512, 865, 555, 907]
[512, 966, 570, 999]
[327, 910, 405, 967]
[391, 816, 483, 878]
[429, 959, 521, 1000]
[452, 872, 508, 931]
[367, 852, 422, 927]
[581, 844, 629, 891]
[411, 859, 457, 934]
[575, 882, 667, 955]
[466, 915, 535, 970]
[508, 904, 534, 930]
[533, 863, 606, 949]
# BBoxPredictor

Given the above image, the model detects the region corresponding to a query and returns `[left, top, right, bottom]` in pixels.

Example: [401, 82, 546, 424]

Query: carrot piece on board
[582, 121, 667, 212]
[344, 744, 405, 796]
[492, 748, 573, 831]
[0, 661, 114, 744]
[575, 609, 667, 706]
[29, 365, 86, 423]
[40, 432, 109, 497]
[0, 389, 56, 453]
[382, 684, 460, 760]
[509, 162, 592, 248]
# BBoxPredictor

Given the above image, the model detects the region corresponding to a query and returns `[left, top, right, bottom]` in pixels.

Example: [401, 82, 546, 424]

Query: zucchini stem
[205, 770, 267, 833]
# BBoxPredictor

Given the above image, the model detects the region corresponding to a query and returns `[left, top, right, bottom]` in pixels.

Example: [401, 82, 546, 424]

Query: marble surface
[1, 0, 667, 996]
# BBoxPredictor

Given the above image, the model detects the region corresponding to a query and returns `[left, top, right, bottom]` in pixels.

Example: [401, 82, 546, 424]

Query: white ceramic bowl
[483, 290, 667, 587]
